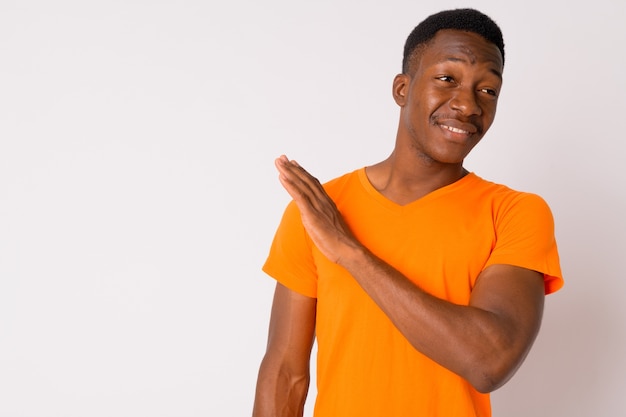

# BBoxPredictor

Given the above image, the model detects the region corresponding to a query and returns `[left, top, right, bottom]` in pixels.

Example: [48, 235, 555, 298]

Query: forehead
[420, 29, 503, 74]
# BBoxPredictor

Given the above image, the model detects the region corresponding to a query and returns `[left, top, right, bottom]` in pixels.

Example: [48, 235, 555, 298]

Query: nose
[449, 88, 482, 117]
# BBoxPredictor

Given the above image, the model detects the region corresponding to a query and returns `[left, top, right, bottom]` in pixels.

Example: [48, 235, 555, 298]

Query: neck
[366, 150, 468, 206]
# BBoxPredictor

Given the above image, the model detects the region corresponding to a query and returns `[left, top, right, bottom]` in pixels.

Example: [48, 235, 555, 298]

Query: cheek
[482, 102, 498, 125]
[411, 89, 444, 119]
[423, 89, 452, 116]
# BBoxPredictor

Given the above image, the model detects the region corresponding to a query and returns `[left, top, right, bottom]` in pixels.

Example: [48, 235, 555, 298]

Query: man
[253, 8, 563, 417]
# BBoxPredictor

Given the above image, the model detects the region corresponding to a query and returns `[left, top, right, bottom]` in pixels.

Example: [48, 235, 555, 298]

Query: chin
[427, 148, 474, 165]
[436, 143, 479, 164]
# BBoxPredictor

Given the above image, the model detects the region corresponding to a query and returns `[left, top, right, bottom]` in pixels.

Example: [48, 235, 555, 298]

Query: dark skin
[253, 30, 545, 416]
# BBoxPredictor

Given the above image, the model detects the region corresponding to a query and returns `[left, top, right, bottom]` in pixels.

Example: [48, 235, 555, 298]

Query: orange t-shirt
[263, 168, 563, 417]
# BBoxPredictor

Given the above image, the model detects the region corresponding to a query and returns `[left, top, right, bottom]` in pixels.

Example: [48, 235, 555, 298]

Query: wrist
[336, 241, 371, 271]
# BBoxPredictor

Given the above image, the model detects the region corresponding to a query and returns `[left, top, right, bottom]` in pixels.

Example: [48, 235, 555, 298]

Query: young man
[253, 8, 563, 417]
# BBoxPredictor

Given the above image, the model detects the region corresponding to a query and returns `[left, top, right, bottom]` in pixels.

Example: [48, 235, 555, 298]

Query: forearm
[339, 245, 539, 392]
[253, 355, 310, 417]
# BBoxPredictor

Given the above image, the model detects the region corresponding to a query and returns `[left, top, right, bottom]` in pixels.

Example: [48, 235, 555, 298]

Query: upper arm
[468, 264, 545, 389]
[263, 282, 317, 374]
[253, 284, 316, 416]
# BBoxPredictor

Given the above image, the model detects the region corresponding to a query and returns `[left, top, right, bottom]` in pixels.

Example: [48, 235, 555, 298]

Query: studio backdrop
[0, 1, 624, 416]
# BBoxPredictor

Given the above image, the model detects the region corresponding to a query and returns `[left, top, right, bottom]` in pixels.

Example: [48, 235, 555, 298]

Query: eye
[479, 87, 499, 97]
[436, 75, 455, 83]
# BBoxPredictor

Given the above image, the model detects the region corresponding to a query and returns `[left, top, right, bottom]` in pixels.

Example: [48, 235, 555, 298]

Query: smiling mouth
[440, 124, 471, 135]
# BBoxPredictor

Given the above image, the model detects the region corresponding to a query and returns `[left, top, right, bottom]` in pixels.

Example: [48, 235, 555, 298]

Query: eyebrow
[439, 56, 503, 80]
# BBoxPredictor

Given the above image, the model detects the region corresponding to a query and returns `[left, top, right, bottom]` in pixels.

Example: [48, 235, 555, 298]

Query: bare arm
[253, 282, 316, 417]
[274, 155, 545, 393]
[341, 252, 544, 392]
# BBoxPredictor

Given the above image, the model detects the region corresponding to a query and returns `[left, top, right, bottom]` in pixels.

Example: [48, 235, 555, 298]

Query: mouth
[436, 120, 480, 137]
[440, 124, 471, 135]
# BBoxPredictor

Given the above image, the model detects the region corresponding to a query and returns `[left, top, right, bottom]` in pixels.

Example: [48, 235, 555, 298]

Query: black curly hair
[402, 8, 505, 74]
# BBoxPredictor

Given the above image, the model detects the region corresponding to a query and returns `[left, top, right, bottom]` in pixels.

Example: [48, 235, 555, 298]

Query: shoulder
[321, 168, 363, 198]
[467, 174, 553, 216]
[472, 177, 563, 293]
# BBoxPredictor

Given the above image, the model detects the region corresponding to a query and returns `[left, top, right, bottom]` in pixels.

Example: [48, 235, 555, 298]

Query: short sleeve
[262, 201, 318, 298]
[485, 193, 564, 294]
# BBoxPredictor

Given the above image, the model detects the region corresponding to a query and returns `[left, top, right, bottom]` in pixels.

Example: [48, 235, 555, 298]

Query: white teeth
[442, 125, 469, 134]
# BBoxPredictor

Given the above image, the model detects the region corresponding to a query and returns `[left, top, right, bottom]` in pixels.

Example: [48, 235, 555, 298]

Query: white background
[1, 0, 624, 416]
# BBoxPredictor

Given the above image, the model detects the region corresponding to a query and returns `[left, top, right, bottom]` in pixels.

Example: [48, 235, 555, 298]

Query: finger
[275, 157, 335, 212]
[275, 157, 317, 205]
[275, 156, 318, 194]
[278, 157, 330, 202]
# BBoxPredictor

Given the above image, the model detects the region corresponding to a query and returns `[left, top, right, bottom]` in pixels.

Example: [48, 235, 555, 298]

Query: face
[393, 29, 504, 165]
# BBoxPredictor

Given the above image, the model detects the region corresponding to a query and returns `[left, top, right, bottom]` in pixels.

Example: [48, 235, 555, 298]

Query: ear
[392, 73, 409, 106]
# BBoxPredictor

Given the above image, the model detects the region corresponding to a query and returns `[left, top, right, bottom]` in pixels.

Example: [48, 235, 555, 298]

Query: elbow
[253, 355, 311, 416]
[463, 341, 524, 393]
[468, 371, 506, 394]
[465, 363, 511, 393]
[464, 352, 523, 394]
[463, 326, 536, 393]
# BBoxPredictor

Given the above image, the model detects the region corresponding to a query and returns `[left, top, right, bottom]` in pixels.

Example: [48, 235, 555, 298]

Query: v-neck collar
[357, 167, 478, 215]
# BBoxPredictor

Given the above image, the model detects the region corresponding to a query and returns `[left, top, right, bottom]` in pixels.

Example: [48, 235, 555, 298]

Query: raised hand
[274, 155, 361, 265]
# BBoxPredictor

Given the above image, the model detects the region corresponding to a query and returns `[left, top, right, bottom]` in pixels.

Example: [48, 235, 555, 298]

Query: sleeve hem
[262, 263, 318, 299]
